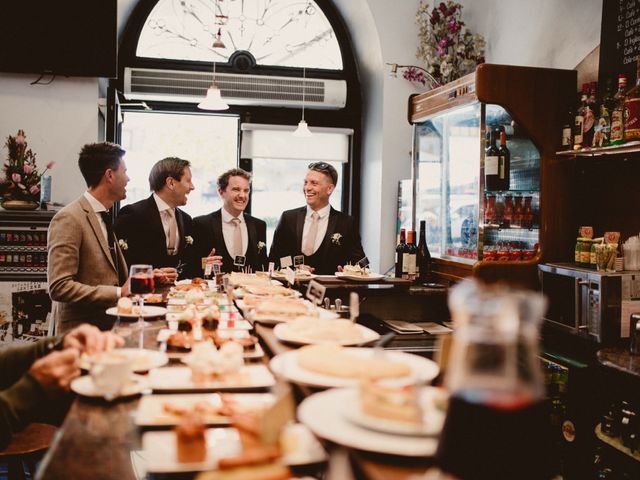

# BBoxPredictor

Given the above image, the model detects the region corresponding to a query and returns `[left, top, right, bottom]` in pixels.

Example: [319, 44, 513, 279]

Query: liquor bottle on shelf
[624, 59, 640, 141]
[502, 194, 514, 228]
[395, 228, 406, 278]
[404, 230, 417, 281]
[485, 194, 496, 225]
[513, 194, 523, 228]
[561, 106, 574, 149]
[594, 78, 613, 147]
[417, 220, 432, 282]
[611, 74, 627, 145]
[484, 129, 501, 191]
[582, 83, 596, 147]
[522, 196, 534, 229]
[498, 129, 510, 191]
[573, 87, 586, 149]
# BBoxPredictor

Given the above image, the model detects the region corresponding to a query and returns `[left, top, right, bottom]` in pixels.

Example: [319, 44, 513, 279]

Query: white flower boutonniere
[257, 241, 266, 253]
[118, 239, 128, 251]
[331, 233, 342, 246]
[185, 235, 194, 245]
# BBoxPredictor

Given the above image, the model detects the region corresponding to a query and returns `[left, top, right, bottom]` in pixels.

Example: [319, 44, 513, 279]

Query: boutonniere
[257, 241, 266, 253]
[118, 239, 128, 251]
[185, 235, 194, 245]
[331, 233, 342, 245]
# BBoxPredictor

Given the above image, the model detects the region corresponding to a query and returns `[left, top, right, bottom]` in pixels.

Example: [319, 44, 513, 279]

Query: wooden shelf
[557, 141, 640, 157]
[595, 424, 640, 463]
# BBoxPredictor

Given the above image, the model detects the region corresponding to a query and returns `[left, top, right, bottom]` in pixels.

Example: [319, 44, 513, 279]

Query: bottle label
[485, 155, 499, 175]
[406, 254, 416, 275]
[402, 253, 410, 273]
[582, 108, 594, 133]
[499, 156, 505, 179]
[611, 110, 624, 141]
[574, 115, 584, 145]
[625, 98, 640, 139]
[561, 126, 572, 147]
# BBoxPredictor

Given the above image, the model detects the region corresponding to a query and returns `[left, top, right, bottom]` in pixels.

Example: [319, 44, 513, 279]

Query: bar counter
[36, 289, 445, 480]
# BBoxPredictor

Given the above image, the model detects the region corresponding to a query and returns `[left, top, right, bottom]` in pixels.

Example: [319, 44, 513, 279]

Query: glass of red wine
[129, 264, 154, 330]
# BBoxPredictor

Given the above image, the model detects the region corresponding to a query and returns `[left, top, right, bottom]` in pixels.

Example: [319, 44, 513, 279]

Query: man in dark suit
[114, 157, 195, 281]
[48, 142, 130, 332]
[269, 162, 366, 275]
[192, 168, 268, 274]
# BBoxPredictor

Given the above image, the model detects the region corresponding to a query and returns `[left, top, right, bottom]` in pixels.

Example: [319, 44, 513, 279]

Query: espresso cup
[90, 352, 132, 398]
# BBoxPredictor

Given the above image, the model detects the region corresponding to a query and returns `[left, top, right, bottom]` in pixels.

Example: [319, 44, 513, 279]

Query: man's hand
[29, 349, 80, 394]
[121, 280, 130, 298]
[64, 324, 124, 354]
[154, 267, 178, 285]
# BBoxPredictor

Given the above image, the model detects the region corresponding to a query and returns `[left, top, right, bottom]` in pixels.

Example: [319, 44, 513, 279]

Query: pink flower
[29, 185, 40, 195]
[23, 164, 34, 175]
[15, 130, 26, 145]
[402, 67, 427, 85]
[448, 18, 461, 33]
[11, 173, 21, 183]
[46, 161, 55, 169]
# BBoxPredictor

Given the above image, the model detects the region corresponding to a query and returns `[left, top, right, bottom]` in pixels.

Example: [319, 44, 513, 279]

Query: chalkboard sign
[599, 0, 640, 87]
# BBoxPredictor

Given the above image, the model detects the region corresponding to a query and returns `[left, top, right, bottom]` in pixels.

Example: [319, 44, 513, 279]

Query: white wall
[0, 74, 99, 205]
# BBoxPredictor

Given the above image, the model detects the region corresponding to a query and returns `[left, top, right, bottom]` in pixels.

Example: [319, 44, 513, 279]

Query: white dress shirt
[153, 193, 180, 252]
[301, 204, 331, 254]
[221, 207, 248, 256]
[83, 191, 121, 296]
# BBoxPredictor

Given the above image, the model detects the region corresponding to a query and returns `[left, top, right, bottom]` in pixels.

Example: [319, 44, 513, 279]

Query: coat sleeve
[268, 213, 288, 269]
[48, 210, 118, 306]
[256, 219, 269, 271]
[346, 216, 366, 265]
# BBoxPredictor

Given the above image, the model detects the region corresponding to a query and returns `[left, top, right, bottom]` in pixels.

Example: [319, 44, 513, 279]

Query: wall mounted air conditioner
[123, 67, 347, 109]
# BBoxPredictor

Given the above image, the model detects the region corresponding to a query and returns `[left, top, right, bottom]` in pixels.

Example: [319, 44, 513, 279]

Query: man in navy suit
[192, 168, 268, 274]
[269, 162, 365, 275]
[114, 157, 195, 281]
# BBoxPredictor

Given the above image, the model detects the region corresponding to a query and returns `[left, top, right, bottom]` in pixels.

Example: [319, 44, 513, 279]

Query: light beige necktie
[302, 212, 319, 256]
[167, 209, 177, 255]
[231, 217, 242, 257]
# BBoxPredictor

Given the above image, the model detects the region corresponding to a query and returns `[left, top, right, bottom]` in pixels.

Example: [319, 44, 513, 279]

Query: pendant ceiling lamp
[293, 66, 312, 137]
[198, 1, 229, 111]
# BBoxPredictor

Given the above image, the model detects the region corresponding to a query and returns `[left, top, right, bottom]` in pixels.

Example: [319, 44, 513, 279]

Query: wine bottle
[594, 78, 613, 147]
[581, 83, 595, 147]
[561, 106, 573, 149]
[404, 230, 417, 281]
[611, 74, 627, 145]
[573, 87, 586, 149]
[625, 59, 640, 141]
[484, 129, 500, 191]
[395, 228, 406, 278]
[417, 220, 432, 282]
[498, 129, 510, 191]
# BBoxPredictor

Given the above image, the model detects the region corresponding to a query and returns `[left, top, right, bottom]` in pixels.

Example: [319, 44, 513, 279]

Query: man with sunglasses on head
[269, 162, 365, 275]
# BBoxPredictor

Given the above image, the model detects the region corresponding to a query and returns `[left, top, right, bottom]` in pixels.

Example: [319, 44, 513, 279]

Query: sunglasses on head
[308, 162, 331, 170]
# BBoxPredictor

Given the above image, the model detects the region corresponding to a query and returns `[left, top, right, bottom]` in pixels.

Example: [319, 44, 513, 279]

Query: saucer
[71, 374, 149, 400]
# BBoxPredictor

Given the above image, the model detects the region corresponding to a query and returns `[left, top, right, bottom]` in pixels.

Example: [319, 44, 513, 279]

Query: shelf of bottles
[481, 104, 540, 262]
[0, 227, 48, 274]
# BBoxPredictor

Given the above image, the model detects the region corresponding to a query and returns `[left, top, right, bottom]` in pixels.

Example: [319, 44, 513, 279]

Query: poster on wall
[0, 281, 51, 346]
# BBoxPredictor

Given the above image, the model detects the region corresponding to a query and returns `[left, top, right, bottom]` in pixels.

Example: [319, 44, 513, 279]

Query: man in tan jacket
[48, 143, 130, 332]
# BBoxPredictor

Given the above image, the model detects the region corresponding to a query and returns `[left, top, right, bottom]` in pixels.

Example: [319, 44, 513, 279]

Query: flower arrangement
[414, 1, 486, 86]
[1, 130, 54, 203]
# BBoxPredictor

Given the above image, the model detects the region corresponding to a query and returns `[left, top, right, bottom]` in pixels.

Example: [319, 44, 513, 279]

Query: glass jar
[575, 238, 584, 265]
[580, 239, 592, 267]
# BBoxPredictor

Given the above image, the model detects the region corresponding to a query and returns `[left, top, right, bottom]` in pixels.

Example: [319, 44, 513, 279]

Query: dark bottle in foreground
[404, 230, 417, 280]
[417, 220, 432, 282]
[498, 130, 510, 191]
[484, 129, 500, 191]
[395, 228, 406, 278]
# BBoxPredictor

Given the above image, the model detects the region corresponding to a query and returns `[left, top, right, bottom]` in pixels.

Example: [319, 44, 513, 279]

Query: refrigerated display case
[0, 208, 57, 343]
[408, 64, 576, 287]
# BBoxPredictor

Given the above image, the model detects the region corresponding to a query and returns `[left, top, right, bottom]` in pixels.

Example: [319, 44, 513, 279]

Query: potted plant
[0, 130, 54, 210]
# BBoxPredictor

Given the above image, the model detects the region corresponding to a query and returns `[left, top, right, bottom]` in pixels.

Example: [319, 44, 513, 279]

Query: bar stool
[0, 423, 56, 480]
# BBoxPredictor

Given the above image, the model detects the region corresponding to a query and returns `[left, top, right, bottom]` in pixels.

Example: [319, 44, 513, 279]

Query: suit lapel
[246, 215, 257, 265]
[211, 210, 230, 259]
[146, 196, 166, 253]
[295, 207, 306, 251]
[176, 208, 186, 254]
[79, 196, 116, 272]
[320, 207, 339, 260]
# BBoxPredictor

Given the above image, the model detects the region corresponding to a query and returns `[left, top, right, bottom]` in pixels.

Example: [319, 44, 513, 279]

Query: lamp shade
[197, 85, 229, 110]
[292, 119, 313, 138]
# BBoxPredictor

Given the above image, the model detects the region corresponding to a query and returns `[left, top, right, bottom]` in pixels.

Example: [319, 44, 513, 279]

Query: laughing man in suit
[114, 157, 195, 281]
[192, 168, 268, 274]
[48, 143, 130, 332]
[268, 162, 365, 275]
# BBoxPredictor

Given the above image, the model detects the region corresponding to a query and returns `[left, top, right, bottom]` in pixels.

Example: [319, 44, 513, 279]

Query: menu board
[599, 0, 640, 86]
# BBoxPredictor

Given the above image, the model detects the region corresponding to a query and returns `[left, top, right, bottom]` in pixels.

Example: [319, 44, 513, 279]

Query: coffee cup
[89, 351, 132, 398]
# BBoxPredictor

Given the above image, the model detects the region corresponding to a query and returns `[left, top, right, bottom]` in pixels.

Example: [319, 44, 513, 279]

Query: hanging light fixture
[198, 1, 229, 110]
[293, 66, 312, 137]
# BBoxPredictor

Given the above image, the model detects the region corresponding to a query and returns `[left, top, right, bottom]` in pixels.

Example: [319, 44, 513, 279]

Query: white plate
[148, 365, 276, 392]
[71, 374, 149, 399]
[135, 393, 275, 427]
[273, 322, 380, 346]
[251, 307, 340, 325]
[271, 271, 316, 282]
[106, 305, 168, 318]
[142, 428, 242, 473]
[269, 348, 439, 389]
[341, 387, 446, 436]
[298, 388, 438, 457]
[81, 348, 168, 373]
[335, 272, 385, 282]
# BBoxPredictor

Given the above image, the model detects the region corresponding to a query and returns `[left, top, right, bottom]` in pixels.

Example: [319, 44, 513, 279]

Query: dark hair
[308, 162, 338, 185]
[217, 168, 252, 191]
[78, 142, 126, 188]
[148, 157, 191, 192]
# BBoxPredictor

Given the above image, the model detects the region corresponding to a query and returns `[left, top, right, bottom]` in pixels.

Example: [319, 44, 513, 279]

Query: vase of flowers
[1, 130, 54, 210]
[415, 1, 486, 87]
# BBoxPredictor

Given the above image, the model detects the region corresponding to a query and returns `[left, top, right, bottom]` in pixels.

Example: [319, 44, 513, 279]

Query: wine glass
[129, 264, 154, 330]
